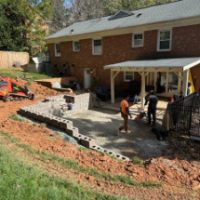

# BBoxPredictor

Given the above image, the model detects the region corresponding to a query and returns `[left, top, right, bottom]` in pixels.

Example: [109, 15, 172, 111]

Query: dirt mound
[29, 82, 59, 98]
[11, 78, 65, 98]
[145, 158, 200, 188]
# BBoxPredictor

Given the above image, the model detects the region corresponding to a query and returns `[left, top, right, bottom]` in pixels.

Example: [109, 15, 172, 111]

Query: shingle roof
[47, 0, 200, 40]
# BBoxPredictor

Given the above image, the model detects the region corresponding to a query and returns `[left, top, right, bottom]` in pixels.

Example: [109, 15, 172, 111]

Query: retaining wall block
[30, 112, 37, 120]
[45, 115, 54, 124]
[114, 154, 130, 161]
[66, 127, 79, 137]
[80, 136, 96, 148]
[90, 145, 105, 153]
[72, 127, 79, 134]
[37, 114, 44, 121]
[65, 120, 73, 130]
[17, 109, 26, 115]
[67, 128, 79, 137]
[65, 128, 73, 136]
[73, 133, 84, 141]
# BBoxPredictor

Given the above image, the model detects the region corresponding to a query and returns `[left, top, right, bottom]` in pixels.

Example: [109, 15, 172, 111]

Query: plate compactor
[0, 77, 34, 102]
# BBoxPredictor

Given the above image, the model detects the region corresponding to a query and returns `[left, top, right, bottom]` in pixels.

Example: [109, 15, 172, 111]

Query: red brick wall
[48, 24, 200, 89]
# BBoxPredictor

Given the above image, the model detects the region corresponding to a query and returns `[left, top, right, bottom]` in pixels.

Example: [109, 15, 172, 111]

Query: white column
[165, 71, 169, 94]
[141, 72, 146, 109]
[111, 70, 115, 103]
[182, 70, 189, 96]
[111, 70, 119, 103]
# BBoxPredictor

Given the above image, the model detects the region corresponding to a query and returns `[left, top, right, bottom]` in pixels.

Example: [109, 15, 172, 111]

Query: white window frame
[132, 33, 144, 48]
[54, 43, 61, 57]
[157, 29, 172, 52]
[72, 41, 80, 52]
[92, 39, 102, 55]
[124, 72, 135, 82]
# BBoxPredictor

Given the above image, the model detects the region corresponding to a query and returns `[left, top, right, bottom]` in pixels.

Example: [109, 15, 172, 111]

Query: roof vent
[136, 13, 142, 18]
[108, 10, 134, 20]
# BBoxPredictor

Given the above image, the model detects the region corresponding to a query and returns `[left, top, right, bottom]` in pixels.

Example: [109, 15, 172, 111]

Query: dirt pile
[29, 82, 59, 98]
[145, 158, 200, 188]
[14, 78, 60, 98]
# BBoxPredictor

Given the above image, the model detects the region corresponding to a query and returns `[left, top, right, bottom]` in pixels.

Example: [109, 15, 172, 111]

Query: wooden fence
[0, 51, 30, 68]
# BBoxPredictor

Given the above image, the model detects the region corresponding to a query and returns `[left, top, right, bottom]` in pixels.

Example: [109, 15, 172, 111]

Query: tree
[68, 0, 104, 22]
[103, 0, 177, 15]
[35, 0, 53, 20]
[0, 0, 31, 52]
[102, 0, 122, 15]
[50, 0, 66, 32]
[0, 0, 49, 56]
[29, 0, 67, 34]
[68, 0, 177, 22]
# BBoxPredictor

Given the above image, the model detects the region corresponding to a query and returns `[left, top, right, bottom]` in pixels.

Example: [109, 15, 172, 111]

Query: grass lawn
[0, 143, 128, 200]
[0, 68, 51, 82]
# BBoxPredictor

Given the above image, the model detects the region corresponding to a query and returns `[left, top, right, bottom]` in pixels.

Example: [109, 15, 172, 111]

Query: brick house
[46, 0, 200, 102]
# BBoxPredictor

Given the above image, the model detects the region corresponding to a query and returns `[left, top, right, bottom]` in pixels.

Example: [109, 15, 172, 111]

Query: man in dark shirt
[145, 90, 158, 126]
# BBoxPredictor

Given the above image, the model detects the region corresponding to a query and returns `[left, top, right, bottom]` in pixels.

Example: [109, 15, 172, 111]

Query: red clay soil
[0, 81, 199, 199]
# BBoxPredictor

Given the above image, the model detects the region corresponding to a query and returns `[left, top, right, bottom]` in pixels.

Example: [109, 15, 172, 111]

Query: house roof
[104, 57, 200, 71]
[47, 0, 200, 41]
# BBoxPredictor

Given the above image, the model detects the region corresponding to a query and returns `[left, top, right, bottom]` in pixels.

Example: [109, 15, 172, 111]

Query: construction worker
[119, 94, 132, 134]
[145, 90, 158, 126]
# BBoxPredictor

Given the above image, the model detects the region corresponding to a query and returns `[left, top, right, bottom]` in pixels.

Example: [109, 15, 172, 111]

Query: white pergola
[104, 57, 200, 108]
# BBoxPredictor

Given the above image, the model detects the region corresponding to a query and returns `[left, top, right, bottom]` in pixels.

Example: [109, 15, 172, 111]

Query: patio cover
[104, 57, 200, 71]
[104, 57, 200, 106]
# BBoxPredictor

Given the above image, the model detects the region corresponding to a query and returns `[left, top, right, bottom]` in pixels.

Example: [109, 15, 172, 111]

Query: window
[124, 72, 134, 82]
[72, 41, 80, 52]
[92, 39, 102, 55]
[157, 30, 172, 51]
[132, 33, 144, 48]
[54, 43, 61, 57]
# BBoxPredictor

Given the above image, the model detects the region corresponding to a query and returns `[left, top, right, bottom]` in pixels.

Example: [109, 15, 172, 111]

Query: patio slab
[65, 108, 168, 159]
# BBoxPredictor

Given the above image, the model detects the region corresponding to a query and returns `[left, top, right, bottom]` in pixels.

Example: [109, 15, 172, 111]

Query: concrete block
[114, 154, 130, 161]
[90, 145, 104, 153]
[65, 120, 73, 129]
[72, 127, 79, 134]
[17, 109, 26, 115]
[74, 133, 84, 141]
[80, 136, 96, 148]
[65, 128, 73, 136]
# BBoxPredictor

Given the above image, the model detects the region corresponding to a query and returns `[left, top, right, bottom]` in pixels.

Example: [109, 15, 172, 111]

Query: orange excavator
[0, 77, 34, 102]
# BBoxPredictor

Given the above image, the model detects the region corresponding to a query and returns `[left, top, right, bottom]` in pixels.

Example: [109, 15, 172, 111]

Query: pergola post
[111, 70, 119, 103]
[141, 72, 146, 109]
[165, 71, 169, 93]
[182, 70, 189, 96]
[177, 71, 182, 94]
[154, 72, 157, 92]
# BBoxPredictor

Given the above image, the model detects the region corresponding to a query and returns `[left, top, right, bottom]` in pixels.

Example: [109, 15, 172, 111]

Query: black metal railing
[166, 92, 200, 138]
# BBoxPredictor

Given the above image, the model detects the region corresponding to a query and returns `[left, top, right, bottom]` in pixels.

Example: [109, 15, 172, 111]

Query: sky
[64, 0, 71, 7]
